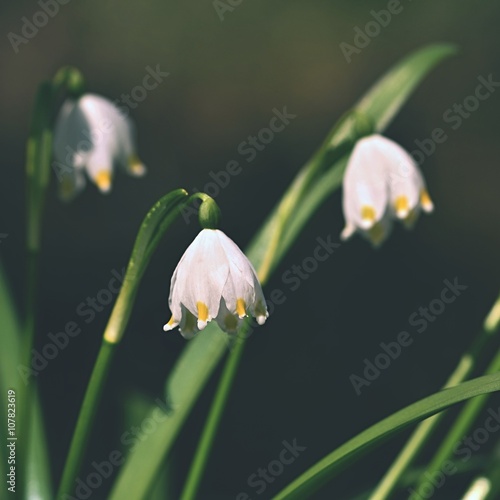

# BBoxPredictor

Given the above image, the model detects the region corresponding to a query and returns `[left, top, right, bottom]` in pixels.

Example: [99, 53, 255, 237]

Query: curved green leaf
[109, 43, 457, 499]
[273, 373, 500, 499]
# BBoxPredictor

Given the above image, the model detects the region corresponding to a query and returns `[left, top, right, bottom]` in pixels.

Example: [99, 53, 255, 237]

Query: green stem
[410, 344, 500, 499]
[20, 69, 84, 497]
[56, 341, 115, 498]
[180, 334, 247, 500]
[369, 327, 494, 500]
[19, 80, 54, 498]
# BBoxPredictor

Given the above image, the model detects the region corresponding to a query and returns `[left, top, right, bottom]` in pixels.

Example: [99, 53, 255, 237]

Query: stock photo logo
[236, 440, 307, 499]
[7, 0, 73, 53]
[180, 106, 297, 223]
[17, 269, 126, 383]
[349, 278, 468, 396]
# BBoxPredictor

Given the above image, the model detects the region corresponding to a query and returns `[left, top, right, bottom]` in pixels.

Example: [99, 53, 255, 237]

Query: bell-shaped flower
[341, 134, 433, 246]
[163, 229, 268, 339]
[53, 93, 146, 199]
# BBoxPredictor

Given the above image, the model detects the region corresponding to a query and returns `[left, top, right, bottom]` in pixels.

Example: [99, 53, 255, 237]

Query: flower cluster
[50, 94, 434, 340]
[341, 134, 433, 246]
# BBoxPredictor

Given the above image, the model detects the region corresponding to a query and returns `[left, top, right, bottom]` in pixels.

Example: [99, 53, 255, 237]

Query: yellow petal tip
[420, 190, 434, 212]
[95, 170, 112, 193]
[128, 155, 146, 177]
[163, 316, 178, 331]
[360, 206, 376, 229]
[196, 302, 210, 330]
[236, 298, 247, 319]
[394, 195, 410, 219]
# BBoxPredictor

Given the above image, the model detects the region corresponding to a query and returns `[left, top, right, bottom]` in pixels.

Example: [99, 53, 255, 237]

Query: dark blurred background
[1, 1, 500, 499]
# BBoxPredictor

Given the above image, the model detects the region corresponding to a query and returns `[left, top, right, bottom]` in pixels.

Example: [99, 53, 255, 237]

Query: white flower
[341, 134, 433, 246]
[53, 93, 146, 199]
[163, 229, 268, 339]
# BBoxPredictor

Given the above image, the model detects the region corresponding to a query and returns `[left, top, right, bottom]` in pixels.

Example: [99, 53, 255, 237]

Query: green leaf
[109, 43, 456, 499]
[123, 393, 177, 500]
[273, 373, 500, 499]
[0, 263, 53, 499]
[26, 81, 54, 252]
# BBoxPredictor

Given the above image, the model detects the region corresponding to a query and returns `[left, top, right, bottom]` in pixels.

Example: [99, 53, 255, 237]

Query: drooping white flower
[163, 229, 268, 339]
[341, 134, 433, 246]
[53, 93, 146, 199]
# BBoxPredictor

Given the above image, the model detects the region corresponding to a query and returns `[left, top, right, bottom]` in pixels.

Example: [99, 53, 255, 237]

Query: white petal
[340, 223, 356, 241]
[216, 231, 256, 312]
[54, 98, 91, 169]
[342, 135, 389, 232]
[215, 230, 268, 322]
[169, 229, 229, 321]
[251, 281, 269, 325]
[372, 135, 424, 218]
